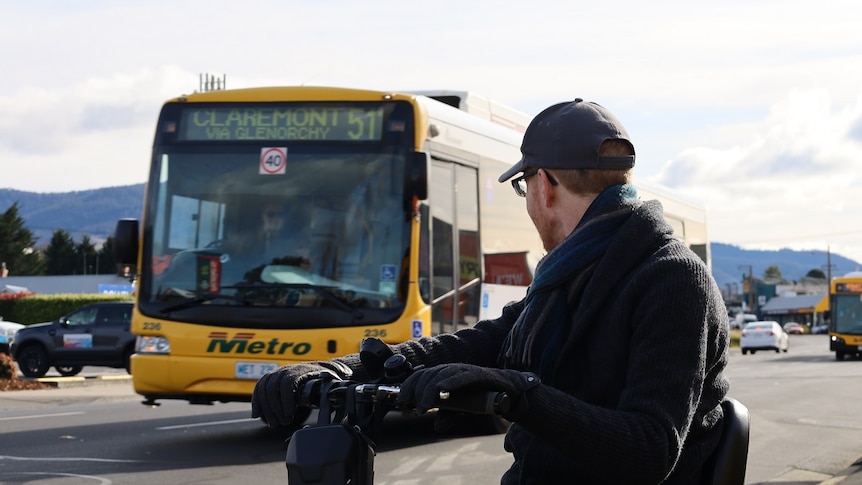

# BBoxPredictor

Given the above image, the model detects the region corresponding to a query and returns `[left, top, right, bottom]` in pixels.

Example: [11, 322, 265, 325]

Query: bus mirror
[407, 151, 429, 201]
[114, 218, 140, 265]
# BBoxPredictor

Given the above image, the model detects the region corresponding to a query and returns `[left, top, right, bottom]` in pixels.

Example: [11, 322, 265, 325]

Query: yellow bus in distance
[829, 271, 862, 360]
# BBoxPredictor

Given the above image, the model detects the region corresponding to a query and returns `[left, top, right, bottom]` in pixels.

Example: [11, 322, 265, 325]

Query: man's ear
[539, 169, 556, 208]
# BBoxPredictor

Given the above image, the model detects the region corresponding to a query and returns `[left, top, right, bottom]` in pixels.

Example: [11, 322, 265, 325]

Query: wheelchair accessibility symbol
[380, 264, 397, 281]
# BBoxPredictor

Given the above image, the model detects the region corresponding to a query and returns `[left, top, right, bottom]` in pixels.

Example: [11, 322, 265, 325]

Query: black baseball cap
[498, 98, 636, 182]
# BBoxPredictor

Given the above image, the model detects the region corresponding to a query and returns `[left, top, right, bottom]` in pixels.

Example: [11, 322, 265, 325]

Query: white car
[740, 321, 789, 355]
[0, 319, 25, 354]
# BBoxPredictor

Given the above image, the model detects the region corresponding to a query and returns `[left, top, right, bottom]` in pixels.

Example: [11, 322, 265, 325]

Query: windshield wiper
[227, 283, 365, 320]
[159, 292, 247, 314]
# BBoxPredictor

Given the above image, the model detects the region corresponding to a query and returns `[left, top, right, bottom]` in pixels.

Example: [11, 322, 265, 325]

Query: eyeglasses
[511, 169, 558, 197]
[264, 211, 284, 219]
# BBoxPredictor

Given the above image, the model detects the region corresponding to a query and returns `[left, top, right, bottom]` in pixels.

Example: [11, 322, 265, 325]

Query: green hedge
[0, 298, 19, 323]
[2, 294, 134, 325]
[729, 329, 740, 348]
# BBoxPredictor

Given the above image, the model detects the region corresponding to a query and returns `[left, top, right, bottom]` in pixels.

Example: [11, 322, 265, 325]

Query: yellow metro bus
[114, 86, 711, 406]
[829, 271, 862, 360]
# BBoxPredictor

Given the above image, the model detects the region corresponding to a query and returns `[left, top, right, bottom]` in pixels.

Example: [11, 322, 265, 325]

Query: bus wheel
[446, 412, 511, 435]
[835, 352, 845, 361]
[478, 415, 511, 435]
[124, 348, 134, 374]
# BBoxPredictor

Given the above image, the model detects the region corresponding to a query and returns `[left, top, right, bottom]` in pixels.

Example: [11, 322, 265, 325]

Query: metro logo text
[206, 332, 311, 356]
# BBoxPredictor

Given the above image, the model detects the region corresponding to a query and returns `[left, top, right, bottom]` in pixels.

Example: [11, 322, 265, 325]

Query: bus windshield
[833, 294, 862, 334]
[140, 144, 412, 320]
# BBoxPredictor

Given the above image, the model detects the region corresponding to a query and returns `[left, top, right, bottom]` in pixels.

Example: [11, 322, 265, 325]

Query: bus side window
[429, 161, 480, 333]
[456, 165, 480, 327]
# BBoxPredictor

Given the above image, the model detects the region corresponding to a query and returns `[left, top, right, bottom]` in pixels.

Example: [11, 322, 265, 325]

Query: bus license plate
[235, 361, 279, 380]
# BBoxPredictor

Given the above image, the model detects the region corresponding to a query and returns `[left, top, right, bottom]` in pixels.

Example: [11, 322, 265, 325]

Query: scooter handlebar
[296, 372, 510, 417]
[437, 389, 511, 416]
[352, 382, 509, 416]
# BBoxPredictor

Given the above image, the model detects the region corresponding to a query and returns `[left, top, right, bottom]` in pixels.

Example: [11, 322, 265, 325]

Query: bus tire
[124, 348, 134, 374]
[836, 351, 845, 361]
[482, 415, 512, 435]
[449, 413, 511, 436]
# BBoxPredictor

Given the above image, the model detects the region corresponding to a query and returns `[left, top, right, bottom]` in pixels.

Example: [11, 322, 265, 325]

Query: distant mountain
[0, 184, 145, 245]
[710, 242, 861, 289]
[3, 185, 860, 286]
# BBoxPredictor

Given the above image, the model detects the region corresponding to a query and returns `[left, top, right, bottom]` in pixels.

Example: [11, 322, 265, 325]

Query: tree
[0, 202, 44, 276]
[806, 269, 827, 279]
[97, 236, 117, 274]
[44, 229, 78, 275]
[763, 265, 783, 281]
[77, 235, 98, 275]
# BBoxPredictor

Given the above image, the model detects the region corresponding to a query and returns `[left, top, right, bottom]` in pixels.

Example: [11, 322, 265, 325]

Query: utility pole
[738, 264, 754, 312]
[822, 245, 835, 284]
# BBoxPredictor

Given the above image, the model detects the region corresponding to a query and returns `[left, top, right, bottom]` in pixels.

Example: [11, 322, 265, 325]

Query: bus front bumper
[130, 353, 298, 405]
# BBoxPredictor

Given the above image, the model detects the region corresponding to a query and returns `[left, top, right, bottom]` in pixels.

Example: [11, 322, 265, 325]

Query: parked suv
[11, 302, 134, 378]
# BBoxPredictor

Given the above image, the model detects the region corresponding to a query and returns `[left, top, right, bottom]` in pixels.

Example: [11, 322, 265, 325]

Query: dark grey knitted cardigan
[337, 199, 730, 484]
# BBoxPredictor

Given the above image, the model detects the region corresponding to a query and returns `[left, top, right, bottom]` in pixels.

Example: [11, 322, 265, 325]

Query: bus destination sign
[179, 104, 385, 142]
[835, 282, 862, 294]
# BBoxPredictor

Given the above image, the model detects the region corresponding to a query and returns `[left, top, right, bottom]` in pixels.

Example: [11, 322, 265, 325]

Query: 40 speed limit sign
[260, 147, 287, 174]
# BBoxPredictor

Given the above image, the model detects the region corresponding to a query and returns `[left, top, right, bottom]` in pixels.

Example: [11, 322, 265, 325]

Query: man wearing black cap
[252, 99, 730, 484]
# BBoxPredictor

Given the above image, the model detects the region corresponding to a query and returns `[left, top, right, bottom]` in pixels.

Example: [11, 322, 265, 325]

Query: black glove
[396, 363, 540, 421]
[251, 361, 352, 427]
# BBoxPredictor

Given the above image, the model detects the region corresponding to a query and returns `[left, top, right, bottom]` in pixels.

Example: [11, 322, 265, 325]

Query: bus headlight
[136, 336, 170, 354]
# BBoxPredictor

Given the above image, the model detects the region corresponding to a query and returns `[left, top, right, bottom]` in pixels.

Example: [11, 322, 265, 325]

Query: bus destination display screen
[835, 282, 862, 294]
[179, 104, 386, 142]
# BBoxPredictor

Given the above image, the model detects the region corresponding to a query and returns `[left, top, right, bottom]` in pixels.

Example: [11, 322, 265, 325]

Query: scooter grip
[437, 390, 511, 415]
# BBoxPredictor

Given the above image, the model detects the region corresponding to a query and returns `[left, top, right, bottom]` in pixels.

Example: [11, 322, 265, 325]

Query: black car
[11, 302, 134, 378]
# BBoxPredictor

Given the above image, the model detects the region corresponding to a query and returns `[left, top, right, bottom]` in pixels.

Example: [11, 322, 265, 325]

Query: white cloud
[0, 66, 194, 191]
[648, 88, 862, 263]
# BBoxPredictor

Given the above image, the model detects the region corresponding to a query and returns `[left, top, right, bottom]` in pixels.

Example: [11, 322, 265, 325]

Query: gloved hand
[251, 361, 352, 427]
[396, 363, 540, 421]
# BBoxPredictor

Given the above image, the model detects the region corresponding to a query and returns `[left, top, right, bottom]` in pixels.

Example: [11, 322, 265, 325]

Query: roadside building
[759, 293, 828, 328]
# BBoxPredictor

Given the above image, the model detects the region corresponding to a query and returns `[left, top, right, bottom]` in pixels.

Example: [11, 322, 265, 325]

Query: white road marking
[426, 453, 457, 471]
[155, 417, 257, 430]
[0, 411, 85, 421]
[388, 456, 430, 475]
[0, 455, 141, 463]
[1, 472, 112, 484]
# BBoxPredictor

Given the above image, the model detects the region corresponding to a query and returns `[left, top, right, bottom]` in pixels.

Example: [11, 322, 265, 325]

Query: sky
[1, 0, 862, 266]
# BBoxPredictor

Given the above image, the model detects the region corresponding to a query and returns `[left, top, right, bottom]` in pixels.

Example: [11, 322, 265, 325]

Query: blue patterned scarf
[501, 184, 640, 381]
